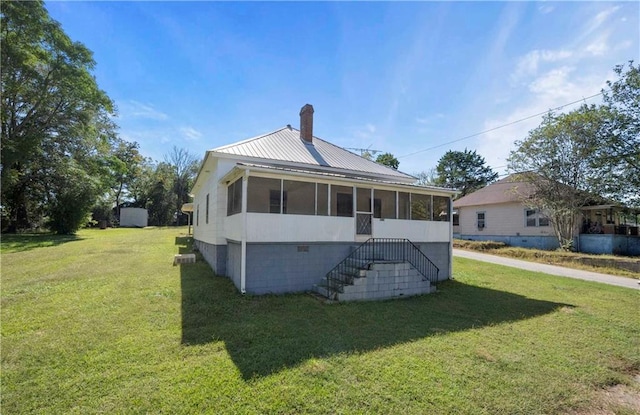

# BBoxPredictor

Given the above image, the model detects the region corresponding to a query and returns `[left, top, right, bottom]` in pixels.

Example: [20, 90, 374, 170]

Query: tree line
[3, 1, 637, 247]
[1, 1, 199, 234]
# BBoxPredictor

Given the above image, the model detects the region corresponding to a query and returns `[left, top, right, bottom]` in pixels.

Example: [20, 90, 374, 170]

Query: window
[331, 185, 353, 217]
[196, 205, 199, 226]
[433, 196, 450, 222]
[525, 209, 550, 227]
[205, 194, 209, 224]
[477, 212, 485, 229]
[411, 194, 432, 221]
[374, 190, 396, 219]
[283, 180, 314, 215]
[226, 179, 242, 216]
[247, 177, 281, 213]
[452, 212, 459, 226]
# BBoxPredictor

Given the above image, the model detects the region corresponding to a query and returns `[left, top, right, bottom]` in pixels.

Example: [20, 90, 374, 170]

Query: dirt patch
[568, 374, 640, 415]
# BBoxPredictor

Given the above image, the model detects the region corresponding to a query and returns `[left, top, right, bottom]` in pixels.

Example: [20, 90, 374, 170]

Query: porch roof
[220, 162, 458, 196]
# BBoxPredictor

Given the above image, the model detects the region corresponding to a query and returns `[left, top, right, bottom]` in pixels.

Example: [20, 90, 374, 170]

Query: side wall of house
[193, 157, 237, 275]
[457, 202, 559, 250]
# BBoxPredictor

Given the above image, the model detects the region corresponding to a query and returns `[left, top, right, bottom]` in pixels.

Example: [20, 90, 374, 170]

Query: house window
[411, 194, 432, 221]
[331, 185, 353, 217]
[227, 179, 242, 216]
[205, 193, 209, 224]
[452, 212, 459, 226]
[374, 189, 395, 219]
[477, 212, 486, 229]
[525, 209, 550, 227]
[196, 205, 199, 226]
[433, 196, 450, 222]
[247, 177, 281, 213]
[283, 180, 314, 215]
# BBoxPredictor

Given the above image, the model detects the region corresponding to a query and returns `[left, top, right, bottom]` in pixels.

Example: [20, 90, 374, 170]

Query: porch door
[356, 187, 372, 236]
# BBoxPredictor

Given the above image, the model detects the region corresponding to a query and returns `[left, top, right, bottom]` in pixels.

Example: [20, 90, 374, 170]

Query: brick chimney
[299, 104, 314, 143]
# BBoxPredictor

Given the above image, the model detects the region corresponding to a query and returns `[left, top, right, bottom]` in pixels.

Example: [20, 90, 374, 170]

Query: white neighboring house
[190, 104, 457, 296]
[453, 174, 640, 255]
[453, 175, 558, 250]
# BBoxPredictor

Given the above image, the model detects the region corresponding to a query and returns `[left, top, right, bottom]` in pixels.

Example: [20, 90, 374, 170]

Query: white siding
[373, 219, 449, 242]
[458, 202, 554, 237]
[245, 214, 353, 242]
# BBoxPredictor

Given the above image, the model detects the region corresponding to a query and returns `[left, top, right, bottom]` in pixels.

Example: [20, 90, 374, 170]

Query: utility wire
[398, 91, 604, 159]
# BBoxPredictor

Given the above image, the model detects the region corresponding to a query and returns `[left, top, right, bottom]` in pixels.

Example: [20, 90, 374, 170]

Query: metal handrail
[323, 238, 439, 300]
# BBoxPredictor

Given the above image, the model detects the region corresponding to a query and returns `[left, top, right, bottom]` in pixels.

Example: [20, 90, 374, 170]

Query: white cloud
[477, 69, 608, 174]
[416, 113, 445, 125]
[585, 33, 610, 56]
[513, 49, 573, 81]
[538, 4, 555, 14]
[180, 126, 202, 141]
[528, 66, 576, 99]
[588, 6, 620, 34]
[119, 100, 169, 121]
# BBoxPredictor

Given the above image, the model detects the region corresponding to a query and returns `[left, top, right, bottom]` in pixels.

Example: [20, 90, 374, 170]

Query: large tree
[107, 138, 145, 219]
[592, 61, 640, 206]
[508, 106, 606, 250]
[435, 149, 498, 197]
[1, 1, 116, 233]
[164, 146, 200, 226]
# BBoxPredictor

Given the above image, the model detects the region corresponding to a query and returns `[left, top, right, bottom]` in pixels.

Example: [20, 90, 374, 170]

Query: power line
[398, 91, 604, 159]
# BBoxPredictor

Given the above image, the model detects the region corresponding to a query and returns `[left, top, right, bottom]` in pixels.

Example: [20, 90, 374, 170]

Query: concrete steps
[313, 261, 433, 302]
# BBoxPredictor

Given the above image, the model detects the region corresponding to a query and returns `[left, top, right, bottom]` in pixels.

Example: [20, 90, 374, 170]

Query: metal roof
[228, 162, 456, 195]
[453, 175, 534, 208]
[210, 126, 415, 182]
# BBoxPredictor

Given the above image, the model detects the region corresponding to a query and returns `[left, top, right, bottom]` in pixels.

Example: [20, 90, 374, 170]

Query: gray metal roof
[453, 175, 535, 208]
[210, 126, 415, 182]
[231, 162, 456, 195]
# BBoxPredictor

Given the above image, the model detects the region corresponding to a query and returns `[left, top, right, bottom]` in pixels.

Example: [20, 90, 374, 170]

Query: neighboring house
[190, 104, 457, 298]
[453, 174, 639, 255]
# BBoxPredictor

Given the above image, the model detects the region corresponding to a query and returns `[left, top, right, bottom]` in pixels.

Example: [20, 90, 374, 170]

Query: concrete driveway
[453, 249, 640, 290]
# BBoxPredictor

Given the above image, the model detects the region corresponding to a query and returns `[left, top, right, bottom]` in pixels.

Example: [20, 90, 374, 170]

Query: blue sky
[46, 1, 639, 177]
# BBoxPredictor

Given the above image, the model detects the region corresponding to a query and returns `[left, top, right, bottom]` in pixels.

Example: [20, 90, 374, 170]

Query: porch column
[240, 171, 249, 294]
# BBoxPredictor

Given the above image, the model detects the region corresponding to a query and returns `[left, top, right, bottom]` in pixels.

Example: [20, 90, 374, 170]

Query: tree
[435, 149, 498, 197]
[164, 146, 200, 225]
[107, 139, 145, 220]
[593, 61, 640, 206]
[375, 152, 399, 170]
[508, 106, 606, 250]
[1, 1, 116, 233]
[413, 168, 438, 186]
[146, 162, 177, 226]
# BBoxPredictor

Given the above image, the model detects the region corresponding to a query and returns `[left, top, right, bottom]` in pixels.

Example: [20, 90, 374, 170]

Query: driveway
[453, 249, 640, 290]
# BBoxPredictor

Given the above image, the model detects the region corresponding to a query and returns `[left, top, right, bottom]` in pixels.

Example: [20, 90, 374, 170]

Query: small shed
[120, 207, 148, 228]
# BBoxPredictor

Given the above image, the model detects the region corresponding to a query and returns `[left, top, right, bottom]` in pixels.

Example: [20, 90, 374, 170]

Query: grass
[454, 239, 640, 279]
[2, 227, 639, 414]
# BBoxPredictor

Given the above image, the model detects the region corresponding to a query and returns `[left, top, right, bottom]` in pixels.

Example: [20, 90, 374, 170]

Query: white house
[453, 175, 558, 249]
[190, 104, 457, 298]
[453, 174, 640, 255]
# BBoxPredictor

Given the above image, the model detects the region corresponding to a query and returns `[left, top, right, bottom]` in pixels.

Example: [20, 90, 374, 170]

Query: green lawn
[2, 228, 639, 414]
